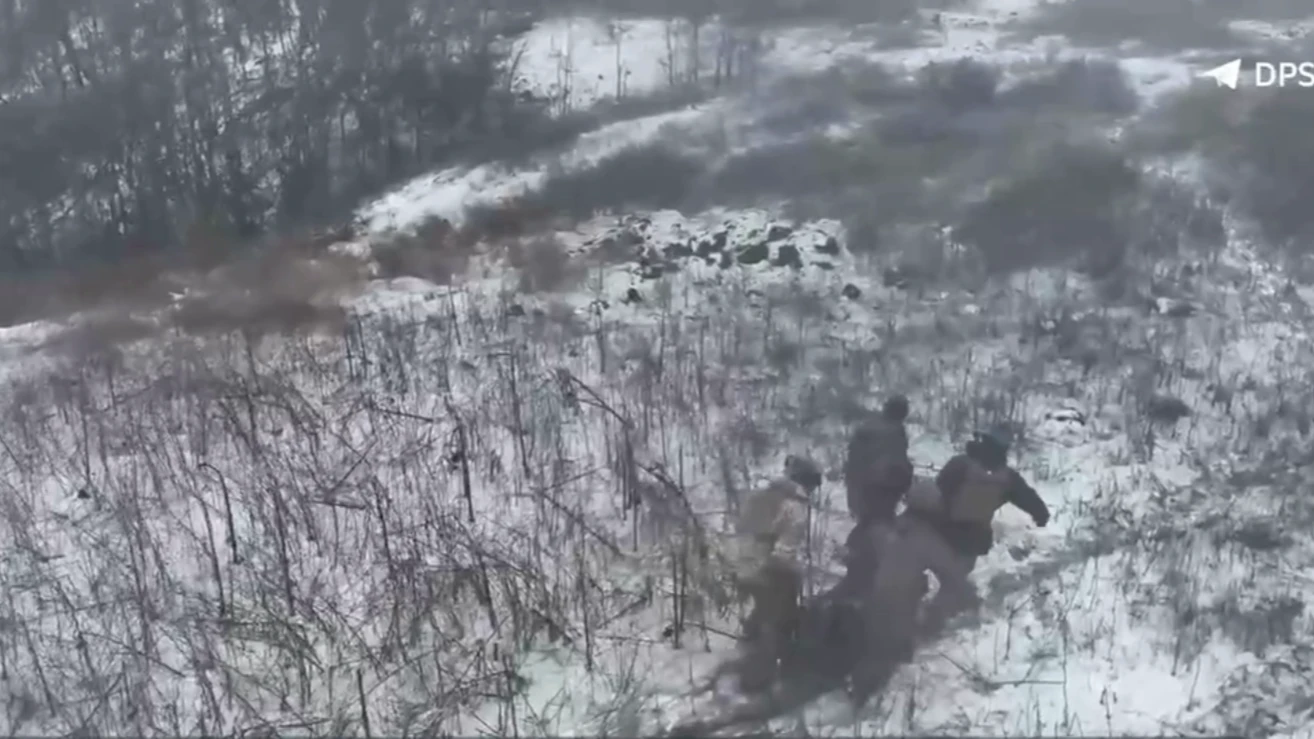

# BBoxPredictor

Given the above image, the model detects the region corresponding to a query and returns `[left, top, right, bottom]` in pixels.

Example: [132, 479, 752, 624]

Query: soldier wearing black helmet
[839, 395, 915, 591]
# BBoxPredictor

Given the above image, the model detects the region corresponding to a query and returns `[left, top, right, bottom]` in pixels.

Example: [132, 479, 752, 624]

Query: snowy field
[3, 0, 1314, 735]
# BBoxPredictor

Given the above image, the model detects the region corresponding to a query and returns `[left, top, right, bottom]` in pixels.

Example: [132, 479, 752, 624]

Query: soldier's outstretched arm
[1005, 471, 1049, 526]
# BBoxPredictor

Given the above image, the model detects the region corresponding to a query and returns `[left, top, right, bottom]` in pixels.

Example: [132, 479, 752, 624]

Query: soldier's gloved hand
[1033, 509, 1050, 527]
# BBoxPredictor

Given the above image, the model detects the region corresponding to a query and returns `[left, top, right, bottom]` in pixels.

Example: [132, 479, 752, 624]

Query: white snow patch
[513, 17, 715, 111]
[356, 106, 714, 234]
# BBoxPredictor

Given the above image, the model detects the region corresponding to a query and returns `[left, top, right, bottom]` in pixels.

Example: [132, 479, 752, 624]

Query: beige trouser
[740, 558, 803, 691]
[864, 517, 980, 659]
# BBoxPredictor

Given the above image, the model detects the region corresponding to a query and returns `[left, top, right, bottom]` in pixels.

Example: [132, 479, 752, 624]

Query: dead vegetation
[1, 214, 1311, 734]
[1009, 0, 1249, 51]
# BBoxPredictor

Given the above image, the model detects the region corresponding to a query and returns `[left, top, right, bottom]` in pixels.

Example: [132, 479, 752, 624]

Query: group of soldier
[732, 395, 1051, 702]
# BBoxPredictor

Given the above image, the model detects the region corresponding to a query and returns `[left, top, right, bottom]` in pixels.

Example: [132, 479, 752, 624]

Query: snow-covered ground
[3, 0, 1314, 735]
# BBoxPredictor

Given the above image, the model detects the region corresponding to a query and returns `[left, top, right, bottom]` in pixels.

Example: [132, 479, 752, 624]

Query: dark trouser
[740, 558, 802, 692]
[867, 517, 980, 659]
[838, 517, 929, 602]
[850, 518, 978, 701]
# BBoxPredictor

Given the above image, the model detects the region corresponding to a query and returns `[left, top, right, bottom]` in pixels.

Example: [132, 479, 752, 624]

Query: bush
[1226, 90, 1314, 250]
[373, 216, 474, 284]
[1126, 84, 1240, 156]
[1013, 0, 1243, 50]
[953, 142, 1142, 274]
[916, 59, 1000, 111]
[1000, 59, 1140, 116]
[525, 143, 705, 221]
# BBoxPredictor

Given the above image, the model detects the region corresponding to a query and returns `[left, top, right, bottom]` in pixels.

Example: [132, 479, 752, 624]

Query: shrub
[1226, 90, 1314, 251]
[1013, 0, 1243, 51]
[953, 142, 1142, 274]
[526, 143, 704, 221]
[916, 58, 1000, 111]
[1001, 59, 1140, 116]
[373, 216, 474, 283]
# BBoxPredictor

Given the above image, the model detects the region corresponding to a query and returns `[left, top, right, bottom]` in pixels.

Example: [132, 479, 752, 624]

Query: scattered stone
[719, 252, 733, 269]
[883, 267, 910, 288]
[696, 239, 719, 258]
[1045, 408, 1085, 425]
[1145, 394, 1191, 423]
[712, 230, 728, 250]
[1229, 521, 1290, 552]
[664, 242, 693, 259]
[816, 236, 841, 255]
[841, 283, 862, 300]
[639, 264, 664, 280]
[773, 244, 803, 269]
[1207, 383, 1234, 410]
[738, 242, 770, 265]
[506, 303, 526, 317]
[622, 288, 642, 304]
[1154, 297, 1197, 317]
[815, 261, 834, 270]
[767, 224, 794, 241]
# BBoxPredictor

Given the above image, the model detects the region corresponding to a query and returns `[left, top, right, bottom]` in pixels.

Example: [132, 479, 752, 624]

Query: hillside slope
[2, 0, 1314, 735]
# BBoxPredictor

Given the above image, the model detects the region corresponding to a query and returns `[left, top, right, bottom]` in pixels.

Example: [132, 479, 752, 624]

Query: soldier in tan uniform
[733, 455, 820, 692]
[851, 429, 1049, 703]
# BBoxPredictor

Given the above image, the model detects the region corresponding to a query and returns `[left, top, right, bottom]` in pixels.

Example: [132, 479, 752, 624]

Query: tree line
[0, 0, 551, 273]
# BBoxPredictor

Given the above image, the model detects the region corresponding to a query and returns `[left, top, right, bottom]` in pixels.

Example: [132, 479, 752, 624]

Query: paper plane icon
[1199, 59, 1241, 89]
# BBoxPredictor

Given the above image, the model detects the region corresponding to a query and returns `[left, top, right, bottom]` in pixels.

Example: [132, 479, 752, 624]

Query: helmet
[784, 454, 822, 492]
[967, 427, 1011, 468]
[881, 394, 910, 422]
[972, 428, 1010, 452]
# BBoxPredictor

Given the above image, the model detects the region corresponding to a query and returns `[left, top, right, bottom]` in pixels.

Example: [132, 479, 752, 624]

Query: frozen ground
[3, 0, 1314, 736]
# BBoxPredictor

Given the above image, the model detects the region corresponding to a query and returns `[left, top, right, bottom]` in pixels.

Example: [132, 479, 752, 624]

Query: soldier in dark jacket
[836, 395, 914, 597]
[851, 429, 1049, 704]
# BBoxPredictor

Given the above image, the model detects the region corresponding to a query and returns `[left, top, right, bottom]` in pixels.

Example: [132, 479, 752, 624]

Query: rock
[1145, 395, 1191, 423]
[696, 239, 719, 258]
[1045, 408, 1085, 425]
[842, 283, 862, 300]
[773, 244, 803, 269]
[622, 287, 642, 304]
[1152, 296, 1196, 317]
[768, 224, 794, 241]
[639, 264, 664, 280]
[738, 242, 770, 265]
[664, 242, 693, 259]
[815, 261, 834, 270]
[712, 230, 728, 250]
[719, 252, 733, 269]
[506, 303, 526, 317]
[816, 236, 841, 255]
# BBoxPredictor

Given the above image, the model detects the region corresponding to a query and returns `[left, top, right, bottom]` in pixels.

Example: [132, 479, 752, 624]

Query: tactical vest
[945, 459, 1010, 524]
[737, 479, 806, 567]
